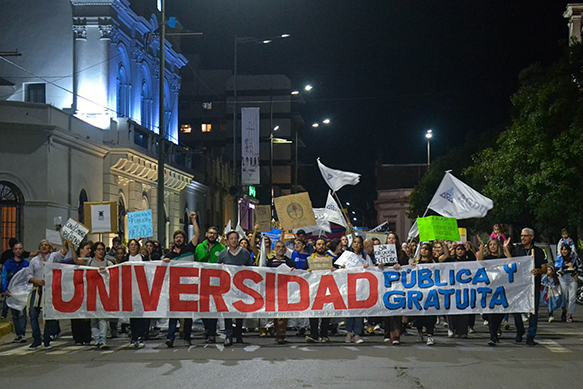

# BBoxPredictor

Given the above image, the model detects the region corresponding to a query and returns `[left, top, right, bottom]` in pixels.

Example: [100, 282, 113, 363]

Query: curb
[0, 319, 14, 338]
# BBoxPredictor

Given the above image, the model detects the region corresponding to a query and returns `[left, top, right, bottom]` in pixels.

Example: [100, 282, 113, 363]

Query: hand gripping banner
[43, 257, 534, 319]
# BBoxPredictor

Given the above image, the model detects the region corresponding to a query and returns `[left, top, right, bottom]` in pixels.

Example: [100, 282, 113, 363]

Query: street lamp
[425, 129, 433, 166]
[232, 33, 290, 187]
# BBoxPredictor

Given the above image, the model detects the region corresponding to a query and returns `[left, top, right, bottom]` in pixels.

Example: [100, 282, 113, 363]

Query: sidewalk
[0, 318, 14, 338]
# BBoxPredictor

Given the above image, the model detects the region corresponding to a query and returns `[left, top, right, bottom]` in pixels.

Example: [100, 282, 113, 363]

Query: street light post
[425, 129, 433, 166]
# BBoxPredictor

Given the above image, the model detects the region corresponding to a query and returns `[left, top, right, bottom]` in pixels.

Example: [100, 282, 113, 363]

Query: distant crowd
[1, 217, 581, 350]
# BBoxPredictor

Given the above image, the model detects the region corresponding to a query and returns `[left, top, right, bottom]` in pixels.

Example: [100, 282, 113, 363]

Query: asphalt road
[0, 315, 581, 389]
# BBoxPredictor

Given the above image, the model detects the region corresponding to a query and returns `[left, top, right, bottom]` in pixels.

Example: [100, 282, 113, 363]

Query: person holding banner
[26, 239, 69, 350]
[266, 241, 297, 344]
[70, 242, 93, 345]
[504, 228, 547, 346]
[119, 239, 150, 348]
[413, 242, 437, 346]
[304, 238, 337, 343]
[195, 225, 225, 343]
[219, 230, 254, 346]
[72, 241, 114, 349]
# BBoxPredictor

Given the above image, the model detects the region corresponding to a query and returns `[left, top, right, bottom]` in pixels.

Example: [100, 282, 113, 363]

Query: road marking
[244, 345, 260, 352]
[536, 339, 571, 353]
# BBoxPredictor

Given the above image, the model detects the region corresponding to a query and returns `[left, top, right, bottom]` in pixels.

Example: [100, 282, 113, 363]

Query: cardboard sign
[374, 244, 398, 264]
[273, 193, 316, 231]
[83, 201, 118, 234]
[334, 250, 365, 268]
[45, 229, 62, 246]
[127, 209, 154, 239]
[308, 255, 334, 271]
[60, 218, 89, 246]
[255, 205, 272, 232]
[417, 216, 460, 242]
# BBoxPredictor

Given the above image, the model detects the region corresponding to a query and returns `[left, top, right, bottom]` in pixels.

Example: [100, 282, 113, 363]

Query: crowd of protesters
[1, 218, 581, 350]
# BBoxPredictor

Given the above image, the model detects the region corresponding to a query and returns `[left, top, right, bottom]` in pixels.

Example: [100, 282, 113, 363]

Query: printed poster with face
[273, 193, 316, 231]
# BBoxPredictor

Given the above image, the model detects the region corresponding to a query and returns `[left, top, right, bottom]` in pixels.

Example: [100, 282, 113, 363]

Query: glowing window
[181, 124, 192, 133]
[201, 124, 212, 132]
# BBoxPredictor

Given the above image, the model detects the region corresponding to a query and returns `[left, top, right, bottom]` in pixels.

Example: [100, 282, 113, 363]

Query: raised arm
[503, 238, 513, 258]
[190, 212, 200, 246]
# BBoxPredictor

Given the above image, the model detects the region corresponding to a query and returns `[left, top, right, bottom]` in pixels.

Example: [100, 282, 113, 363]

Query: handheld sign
[60, 218, 89, 246]
[308, 256, 333, 271]
[127, 209, 153, 239]
[417, 216, 460, 242]
[334, 250, 365, 268]
[46, 229, 62, 246]
[273, 193, 316, 231]
[374, 244, 398, 264]
[255, 205, 272, 232]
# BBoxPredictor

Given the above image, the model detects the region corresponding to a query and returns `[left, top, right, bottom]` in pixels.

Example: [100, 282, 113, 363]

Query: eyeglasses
[520, 235, 532, 238]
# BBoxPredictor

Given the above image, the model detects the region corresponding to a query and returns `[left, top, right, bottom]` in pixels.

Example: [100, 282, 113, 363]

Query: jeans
[91, 319, 107, 345]
[2, 299, 8, 318]
[345, 317, 364, 335]
[309, 318, 330, 338]
[167, 318, 193, 341]
[10, 307, 27, 336]
[29, 289, 42, 344]
[514, 283, 540, 340]
[203, 319, 217, 337]
[559, 273, 578, 315]
[224, 318, 243, 338]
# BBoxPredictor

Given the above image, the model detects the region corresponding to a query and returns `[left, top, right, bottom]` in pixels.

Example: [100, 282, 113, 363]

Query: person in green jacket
[195, 226, 225, 342]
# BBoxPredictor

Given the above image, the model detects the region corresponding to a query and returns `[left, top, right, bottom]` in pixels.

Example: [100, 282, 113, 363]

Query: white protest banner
[334, 250, 366, 268]
[60, 218, 89, 246]
[43, 257, 534, 319]
[428, 171, 494, 219]
[127, 209, 153, 239]
[46, 229, 62, 246]
[374, 244, 398, 264]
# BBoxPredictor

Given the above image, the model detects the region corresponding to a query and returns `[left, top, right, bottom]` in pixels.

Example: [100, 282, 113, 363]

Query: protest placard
[458, 228, 467, 242]
[255, 205, 272, 232]
[127, 209, 153, 239]
[60, 218, 89, 246]
[334, 250, 366, 268]
[417, 216, 460, 242]
[366, 232, 388, 243]
[45, 229, 62, 246]
[273, 192, 316, 231]
[83, 201, 117, 234]
[308, 256, 334, 271]
[374, 244, 398, 264]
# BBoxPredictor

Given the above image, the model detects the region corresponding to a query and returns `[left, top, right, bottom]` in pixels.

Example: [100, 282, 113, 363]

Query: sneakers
[44, 344, 53, 350]
[129, 341, 138, 348]
[353, 334, 364, 344]
[426, 336, 435, 346]
[548, 315, 554, 323]
[224, 336, 233, 347]
[28, 342, 42, 351]
[383, 337, 391, 343]
[305, 335, 316, 343]
[567, 315, 574, 323]
[447, 329, 454, 338]
[165, 339, 174, 348]
[487, 339, 497, 346]
[468, 327, 475, 334]
[320, 337, 330, 343]
[137, 339, 145, 349]
[392, 340, 400, 345]
[503, 321, 510, 330]
[345, 332, 353, 343]
[13, 335, 26, 343]
[100, 343, 109, 349]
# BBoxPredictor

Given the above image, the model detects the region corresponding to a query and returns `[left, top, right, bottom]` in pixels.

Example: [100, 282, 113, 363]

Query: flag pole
[333, 191, 352, 232]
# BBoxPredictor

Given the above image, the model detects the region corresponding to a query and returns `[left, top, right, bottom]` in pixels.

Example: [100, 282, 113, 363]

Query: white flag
[407, 220, 418, 240]
[369, 221, 388, 233]
[224, 220, 232, 237]
[295, 209, 332, 234]
[428, 171, 493, 219]
[325, 191, 348, 228]
[317, 158, 360, 193]
[258, 236, 268, 267]
[235, 222, 246, 240]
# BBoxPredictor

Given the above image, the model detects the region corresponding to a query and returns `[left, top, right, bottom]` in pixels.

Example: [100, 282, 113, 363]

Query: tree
[465, 42, 583, 240]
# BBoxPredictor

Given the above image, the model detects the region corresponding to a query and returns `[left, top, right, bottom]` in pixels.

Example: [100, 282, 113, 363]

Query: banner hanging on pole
[241, 107, 260, 185]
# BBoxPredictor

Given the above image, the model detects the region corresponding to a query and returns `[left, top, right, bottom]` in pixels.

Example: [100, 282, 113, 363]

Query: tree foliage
[465, 42, 583, 240]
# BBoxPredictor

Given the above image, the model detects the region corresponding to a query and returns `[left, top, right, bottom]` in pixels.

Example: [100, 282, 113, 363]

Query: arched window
[117, 65, 130, 117]
[141, 80, 152, 130]
[0, 182, 24, 252]
[78, 189, 88, 224]
[118, 195, 126, 241]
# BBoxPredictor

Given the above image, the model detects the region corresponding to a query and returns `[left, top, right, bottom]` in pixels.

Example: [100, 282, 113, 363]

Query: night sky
[161, 0, 569, 215]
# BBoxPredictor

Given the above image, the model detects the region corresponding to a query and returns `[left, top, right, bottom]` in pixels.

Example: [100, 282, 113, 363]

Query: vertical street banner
[241, 107, 260, 185]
